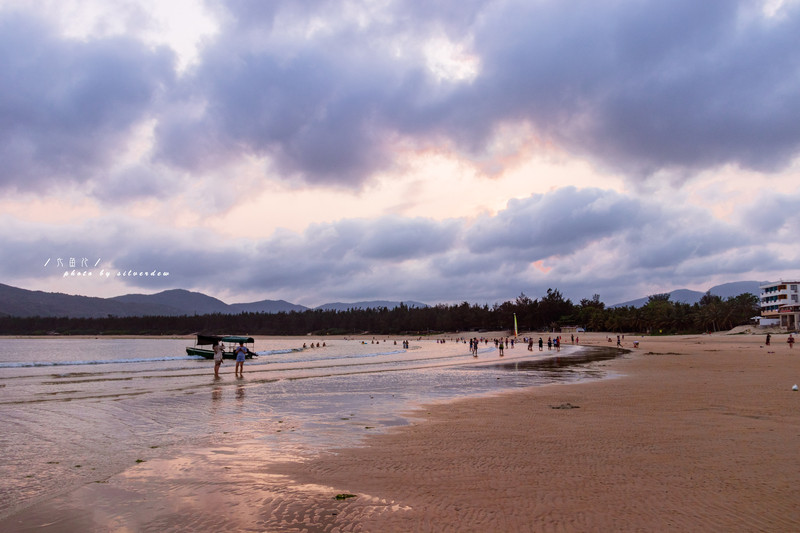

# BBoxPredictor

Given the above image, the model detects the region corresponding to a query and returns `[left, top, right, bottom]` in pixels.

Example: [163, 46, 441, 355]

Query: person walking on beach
[498, 340, 504, 356]
[234, 342, 248, 375]
[766, 333, 771, 346]
[538, 337, 543, 351]
[213, 341, 224, 377]
[788, 335, 795, 349]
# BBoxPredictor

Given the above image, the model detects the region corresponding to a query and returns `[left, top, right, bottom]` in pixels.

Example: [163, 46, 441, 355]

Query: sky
[1, 0, 799, 308]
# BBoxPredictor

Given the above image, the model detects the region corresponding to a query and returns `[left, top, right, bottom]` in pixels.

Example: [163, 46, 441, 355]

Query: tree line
[0, 289, 759, 336]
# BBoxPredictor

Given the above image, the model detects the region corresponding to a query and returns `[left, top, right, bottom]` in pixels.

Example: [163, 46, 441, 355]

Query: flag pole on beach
[513, 313, 518, 337]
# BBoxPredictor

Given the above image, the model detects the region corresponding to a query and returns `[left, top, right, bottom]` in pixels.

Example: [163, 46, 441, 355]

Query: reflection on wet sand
[212, 384, 222, 402]
[1, 443, 374, 532]
[0, 338, 619, 530]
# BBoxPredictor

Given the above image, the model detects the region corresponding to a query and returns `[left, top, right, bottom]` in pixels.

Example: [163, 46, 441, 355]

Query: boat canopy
[221, 335, 255, 344]
[194, 334, 255, 345]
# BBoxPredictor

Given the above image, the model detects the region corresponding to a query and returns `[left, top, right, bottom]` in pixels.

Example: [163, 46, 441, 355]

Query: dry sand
[268, 332, 800, 532]
[3, 332, 799, 532]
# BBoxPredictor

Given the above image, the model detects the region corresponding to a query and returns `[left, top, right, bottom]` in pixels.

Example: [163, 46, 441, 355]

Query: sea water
[0, 336, 614, 519]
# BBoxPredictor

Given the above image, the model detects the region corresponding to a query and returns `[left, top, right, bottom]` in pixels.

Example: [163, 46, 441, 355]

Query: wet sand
[3, 332, 799, 532]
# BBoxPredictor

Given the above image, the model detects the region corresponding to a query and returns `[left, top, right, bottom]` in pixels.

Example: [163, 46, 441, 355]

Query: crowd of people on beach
[458, 335, 584, 357]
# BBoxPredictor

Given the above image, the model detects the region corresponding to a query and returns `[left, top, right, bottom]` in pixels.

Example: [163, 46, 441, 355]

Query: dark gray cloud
[147, 0, 800, 188]
[91, 164, 180, 203]
[738, 190, 800, 235]
[155, 19, 412, 185]
[628, 220, 748, 271]
[456, 0, 800, 179]
[466, 187, 643, 256]
[0, 12, 175, 192]
[349, 216, 460, 260]
[3, 1, 798, 196]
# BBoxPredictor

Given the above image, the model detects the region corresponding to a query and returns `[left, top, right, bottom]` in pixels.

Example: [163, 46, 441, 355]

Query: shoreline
[2, 332, 798, 531]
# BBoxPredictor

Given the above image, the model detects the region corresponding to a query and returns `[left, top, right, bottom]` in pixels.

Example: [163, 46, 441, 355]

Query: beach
[270, 332, 800, 532]
[2, 332, 799, 531]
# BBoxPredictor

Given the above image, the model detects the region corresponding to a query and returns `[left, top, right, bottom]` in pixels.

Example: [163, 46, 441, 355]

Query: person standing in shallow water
[213, 341, 224, 377]
[234, 342, 248, 375]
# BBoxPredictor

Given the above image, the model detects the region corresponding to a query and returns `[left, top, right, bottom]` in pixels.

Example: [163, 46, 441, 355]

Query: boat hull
[186, 347, 253, 359]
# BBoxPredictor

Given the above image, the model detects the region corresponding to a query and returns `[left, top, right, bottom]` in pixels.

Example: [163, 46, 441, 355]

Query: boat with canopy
[186, 334, 256, 359]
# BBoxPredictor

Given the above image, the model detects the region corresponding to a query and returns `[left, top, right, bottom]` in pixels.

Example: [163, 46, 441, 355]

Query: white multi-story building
[760, 281, 800, 330]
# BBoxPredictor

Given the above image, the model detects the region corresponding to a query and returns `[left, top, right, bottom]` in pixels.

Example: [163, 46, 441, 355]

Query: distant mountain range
[0, 281, 764, 318]
[0, 283, 428, 319]
[610, 281, 764, 308]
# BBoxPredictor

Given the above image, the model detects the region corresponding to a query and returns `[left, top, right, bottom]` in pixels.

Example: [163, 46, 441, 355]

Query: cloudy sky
[1, 0, 799, 307]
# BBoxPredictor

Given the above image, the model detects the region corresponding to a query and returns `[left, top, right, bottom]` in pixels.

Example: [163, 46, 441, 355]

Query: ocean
[0, 336, 614, 522]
